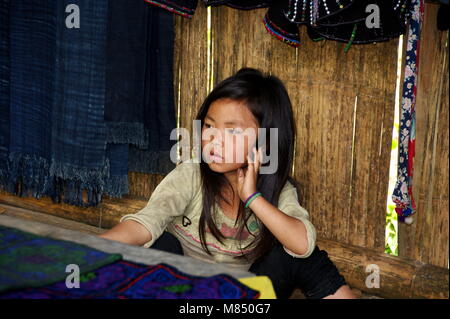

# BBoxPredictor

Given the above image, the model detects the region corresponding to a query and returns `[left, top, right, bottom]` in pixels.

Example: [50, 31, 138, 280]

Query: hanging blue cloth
[105, 0, 149, 149]
[104, 0, 176, 197]
[1, 0, 177, 205]
[103, 0, 150, 198]
[128, 5, 177, 175]
[7, 0, 56, 198]
[49, 0, 110, 206]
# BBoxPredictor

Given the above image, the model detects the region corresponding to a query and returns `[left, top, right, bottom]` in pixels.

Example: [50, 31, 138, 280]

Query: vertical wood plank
[291, 26, 398, 251]
[211, 6, 272, 85]
[176, 5, 209, 150]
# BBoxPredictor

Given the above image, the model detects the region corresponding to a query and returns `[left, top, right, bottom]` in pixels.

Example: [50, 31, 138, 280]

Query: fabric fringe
[103, 174, 129, 198]
[49, 159, 110, 184]
[106, 122, 148, 149]
[45, 176, 63, 204]
[0, 157, 10, 193]
[6, 152, 51, 199]
[49, 158, 110, 207]
[58, 179, 105, 207]
[1, 155, 110, 207]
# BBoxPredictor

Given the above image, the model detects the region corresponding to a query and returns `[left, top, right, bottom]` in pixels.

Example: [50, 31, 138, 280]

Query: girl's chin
[206, 161, 241, 173]
[207, 161, 227, 172]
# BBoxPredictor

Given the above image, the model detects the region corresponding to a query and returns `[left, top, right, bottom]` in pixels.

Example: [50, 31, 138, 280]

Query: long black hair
[195, 67, 298, 263]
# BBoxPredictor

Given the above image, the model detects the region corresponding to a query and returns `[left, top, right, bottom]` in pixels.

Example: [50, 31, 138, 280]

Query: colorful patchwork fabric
[0, 225, 122, 293]
[0, 260, 260, 299]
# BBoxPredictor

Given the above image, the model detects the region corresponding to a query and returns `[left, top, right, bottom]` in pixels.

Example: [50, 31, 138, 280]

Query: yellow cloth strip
[238, 276, 276, 299]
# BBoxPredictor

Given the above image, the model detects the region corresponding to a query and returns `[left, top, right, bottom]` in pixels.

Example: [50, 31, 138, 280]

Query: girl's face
[201, 98, 259, 174]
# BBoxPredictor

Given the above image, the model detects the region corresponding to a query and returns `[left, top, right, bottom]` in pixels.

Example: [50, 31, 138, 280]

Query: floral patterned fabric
[392, 0, 424, 222]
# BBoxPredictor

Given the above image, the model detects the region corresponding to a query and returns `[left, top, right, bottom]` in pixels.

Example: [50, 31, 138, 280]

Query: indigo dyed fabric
[0, 260, 260, 299]
[0, 0, 10, 189]
[104, 143, 129, 198]
[0, 225, 122, 293]
[105, 0, 176, 194]
[105, 0, 149, 148]
[104, 0, 150, 197]
[50, 0, 110, 206]
[128, 6, 176, 175]
[7, 0, 56, 197]
[1, 0, 178, 205]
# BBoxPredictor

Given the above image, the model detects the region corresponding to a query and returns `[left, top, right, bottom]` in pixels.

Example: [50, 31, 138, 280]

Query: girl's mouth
[209, 151, 223, 161]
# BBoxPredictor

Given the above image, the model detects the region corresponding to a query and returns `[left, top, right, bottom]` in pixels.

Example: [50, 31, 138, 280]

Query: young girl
[99, 68, 356, 299]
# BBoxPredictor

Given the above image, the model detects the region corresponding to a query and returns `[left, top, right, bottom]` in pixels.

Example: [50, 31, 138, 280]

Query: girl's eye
[204, 123, 212, 128]
[226, 128, 243, 134]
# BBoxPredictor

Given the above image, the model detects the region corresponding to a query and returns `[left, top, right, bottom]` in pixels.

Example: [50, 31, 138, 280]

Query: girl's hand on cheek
[237, 147, 262, 202]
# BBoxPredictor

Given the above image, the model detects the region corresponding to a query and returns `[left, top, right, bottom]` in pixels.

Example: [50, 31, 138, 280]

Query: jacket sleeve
[119, 160, 197, 248]
[277, 180, 317, 258]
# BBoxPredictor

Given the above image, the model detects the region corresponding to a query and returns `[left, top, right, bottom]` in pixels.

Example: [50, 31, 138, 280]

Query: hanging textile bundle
[49, 0, 110, 207]
[103, 0, 150, 198]
[103, 0, 177, 197]
[6, 0, 56, 198]
[262, 0, 354, 47]
[144, 0, 410, 48]
[0, 0, 178, 207]
[309, 0, 411, 45]
[392, 0, 424, 224]
[127, 6, 177, 176]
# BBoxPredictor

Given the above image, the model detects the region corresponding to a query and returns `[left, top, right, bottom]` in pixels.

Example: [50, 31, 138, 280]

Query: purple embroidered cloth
[0, 260, 260, 299]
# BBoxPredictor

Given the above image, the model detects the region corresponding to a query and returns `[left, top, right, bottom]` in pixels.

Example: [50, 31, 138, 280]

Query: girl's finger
[254, 147, 260, 174]
[251, 147, 256, 173]
[247, 154, 253, 170]
[237, 168, 244, 185]
[247, 150, 253, 164]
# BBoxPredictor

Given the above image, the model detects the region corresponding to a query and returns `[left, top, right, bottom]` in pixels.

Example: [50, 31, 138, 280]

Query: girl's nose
[210, 130, 223, 146]
[211, 138, 222, 149]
